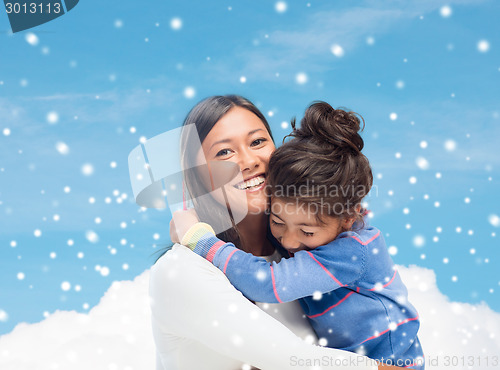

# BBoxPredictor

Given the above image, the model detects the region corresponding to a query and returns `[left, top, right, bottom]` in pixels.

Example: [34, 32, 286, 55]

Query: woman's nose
[238, 148, 259, 172]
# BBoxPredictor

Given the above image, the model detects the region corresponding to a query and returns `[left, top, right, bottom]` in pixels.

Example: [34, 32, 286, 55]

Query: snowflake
[183, 87, 196, 99]
[312, 291, 323, 300]
[170, 17, 182, 30]
[331, 44, 344, 57]
[295, 73, 308, 85]
[440, 5, 452, 18]
[25, 32, 39, 46]
[444, 139, 457, 152]
[477, 40, 490, 53]
[415, 157, 429, 170]
[256, 269, 267, 281]
[81, 163, 94, 176]
[46, 111, 59, 124]
[275, 1, 287, 13]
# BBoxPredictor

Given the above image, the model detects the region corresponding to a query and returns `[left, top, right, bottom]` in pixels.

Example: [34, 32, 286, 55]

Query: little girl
[180, 102, 424, 369]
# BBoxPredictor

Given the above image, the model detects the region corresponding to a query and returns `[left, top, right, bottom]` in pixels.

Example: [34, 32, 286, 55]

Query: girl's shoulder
[338, 222, 382, 246]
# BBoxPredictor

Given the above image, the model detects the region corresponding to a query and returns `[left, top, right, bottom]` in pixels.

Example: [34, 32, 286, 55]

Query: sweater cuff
[181, 222, 216, 250]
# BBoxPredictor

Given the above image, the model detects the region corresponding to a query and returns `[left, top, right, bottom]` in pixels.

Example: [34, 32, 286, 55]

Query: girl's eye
[302, 230, 314, 237]
[271, 219, 284, 227]
[251, 138, 267, 147]
[215, 148, 232, 157]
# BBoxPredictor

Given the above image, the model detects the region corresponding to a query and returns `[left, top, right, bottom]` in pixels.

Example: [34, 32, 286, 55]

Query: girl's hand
[169, 208, 200, 244]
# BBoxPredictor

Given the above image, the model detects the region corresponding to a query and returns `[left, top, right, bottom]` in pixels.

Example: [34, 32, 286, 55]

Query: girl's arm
[150, 244, 378, 370]
[182, 223, 366, 303]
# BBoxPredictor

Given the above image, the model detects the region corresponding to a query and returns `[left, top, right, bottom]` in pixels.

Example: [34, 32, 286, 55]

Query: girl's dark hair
[180, 95, 274, 249]
[267, 101, 372, 226]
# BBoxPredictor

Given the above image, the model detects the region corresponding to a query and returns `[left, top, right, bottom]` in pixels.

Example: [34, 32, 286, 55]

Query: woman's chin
[245, 195, 269, 217]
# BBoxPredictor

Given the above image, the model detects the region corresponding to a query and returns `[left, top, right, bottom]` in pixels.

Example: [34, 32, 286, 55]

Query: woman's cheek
[261, 145, 276, 166]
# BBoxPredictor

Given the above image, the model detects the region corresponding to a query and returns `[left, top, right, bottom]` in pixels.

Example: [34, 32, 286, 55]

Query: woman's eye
[271, 219, 284, 227]
[215, 149, 232, 157]
[302, 230, 314, 237]
[251, 138, 267, 147]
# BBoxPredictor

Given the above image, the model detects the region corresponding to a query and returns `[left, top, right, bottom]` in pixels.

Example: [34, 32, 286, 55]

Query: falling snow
[46, 111, 59, 124]
[440, 6, 452, 18]
[183, 86, 196, 99]
[295, 72, 308, 84]
[489, 214, 500, 227]
[275, 1, 287, 13]
[55, 142, 70, 155]
[81, 163, 94, 176]
[413, 235, 425, 248]
[85, 230, 99, 243]
[0, 310, 8, 322]
[25, 32, 39, 46]
[415, 157, 430, 170]
[477, 40, 490, 53]
[330, 44, 344, 57]
[170, 17, 182, 30]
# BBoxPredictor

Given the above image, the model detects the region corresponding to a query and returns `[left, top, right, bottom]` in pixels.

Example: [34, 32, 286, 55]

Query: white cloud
[0, 272, 154, 370]
[0, 266, 498, 369]
[398, 265, 500, 368]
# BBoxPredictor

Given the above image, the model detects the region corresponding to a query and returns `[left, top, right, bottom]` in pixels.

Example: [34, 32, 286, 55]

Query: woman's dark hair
[267, 101, 372, 227]
[180, 95, 274, 249]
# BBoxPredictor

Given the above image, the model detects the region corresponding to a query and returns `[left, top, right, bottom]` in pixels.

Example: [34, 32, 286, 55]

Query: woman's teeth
[235, 175, 265, 190]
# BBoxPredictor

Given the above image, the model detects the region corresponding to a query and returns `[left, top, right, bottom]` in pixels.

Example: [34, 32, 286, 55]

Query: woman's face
[199, 106, 275, 217]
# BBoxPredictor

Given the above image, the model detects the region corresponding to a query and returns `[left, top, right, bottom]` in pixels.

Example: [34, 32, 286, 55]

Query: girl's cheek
[270, 226, 280, 240]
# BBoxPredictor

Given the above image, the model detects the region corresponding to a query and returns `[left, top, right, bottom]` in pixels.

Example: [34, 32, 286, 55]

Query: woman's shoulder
[150, 244, 238, 338]
[152, 243, 222, 274]
[150, 244, 226, 295]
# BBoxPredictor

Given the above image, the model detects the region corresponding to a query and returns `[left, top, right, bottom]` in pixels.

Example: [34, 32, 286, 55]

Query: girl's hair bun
[290, 101, 365, 155]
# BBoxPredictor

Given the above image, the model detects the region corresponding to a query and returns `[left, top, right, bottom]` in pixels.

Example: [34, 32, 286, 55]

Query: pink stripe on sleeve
[270, 265, 283, 303]
[359, 315, 419, 344]
[206, 241, 225, 263]
[368, 270, 398, 291]
[305, 251, 344, 287]
[222, 249, 237, 273]
[404, 362, 419, 368]
[307, 291, 355, 318]
[349, 230, 381, 245]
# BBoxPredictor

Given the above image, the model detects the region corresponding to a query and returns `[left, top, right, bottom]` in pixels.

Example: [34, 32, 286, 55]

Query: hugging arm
[182, 223, 366, 303]
[150, 244, 377, 370]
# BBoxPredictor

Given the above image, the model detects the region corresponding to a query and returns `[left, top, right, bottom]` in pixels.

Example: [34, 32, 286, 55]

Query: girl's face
[269, 198, 354, 255]
[200, 106, 275, 217]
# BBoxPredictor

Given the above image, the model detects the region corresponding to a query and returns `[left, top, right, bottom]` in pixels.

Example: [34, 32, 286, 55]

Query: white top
[149, 244, 378, 370]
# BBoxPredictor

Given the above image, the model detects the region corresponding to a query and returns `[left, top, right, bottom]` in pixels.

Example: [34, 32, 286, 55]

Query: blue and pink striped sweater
[182, 220, 424, 369]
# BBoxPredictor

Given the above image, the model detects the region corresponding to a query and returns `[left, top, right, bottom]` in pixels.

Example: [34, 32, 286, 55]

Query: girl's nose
[280, 232, 301, 250]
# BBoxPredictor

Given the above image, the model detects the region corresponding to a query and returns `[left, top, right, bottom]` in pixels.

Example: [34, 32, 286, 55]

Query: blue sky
[0, 0, 499, 336]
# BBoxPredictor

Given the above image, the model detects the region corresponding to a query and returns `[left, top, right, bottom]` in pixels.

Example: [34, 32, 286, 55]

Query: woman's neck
[237, 213, 274, 256]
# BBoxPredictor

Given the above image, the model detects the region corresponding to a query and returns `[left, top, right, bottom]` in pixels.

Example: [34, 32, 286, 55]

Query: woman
[149, 95, 381, 370]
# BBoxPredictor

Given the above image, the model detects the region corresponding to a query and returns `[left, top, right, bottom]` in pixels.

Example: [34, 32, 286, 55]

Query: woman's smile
[233, 174, 266, 192]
